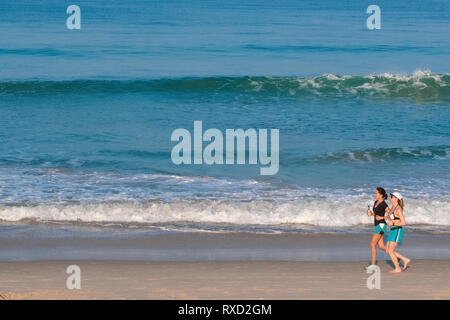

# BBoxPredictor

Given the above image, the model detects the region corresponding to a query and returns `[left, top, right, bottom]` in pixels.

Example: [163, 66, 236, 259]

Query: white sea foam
[1, 197, 449, 228]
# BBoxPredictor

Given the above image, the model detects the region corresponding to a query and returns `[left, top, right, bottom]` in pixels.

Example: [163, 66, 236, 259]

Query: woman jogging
[385, 192, 411, 273]
[366, 187, 389, 269]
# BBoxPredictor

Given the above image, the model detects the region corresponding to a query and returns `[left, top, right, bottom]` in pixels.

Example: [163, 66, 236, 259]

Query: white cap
[391, 192, 403, 200]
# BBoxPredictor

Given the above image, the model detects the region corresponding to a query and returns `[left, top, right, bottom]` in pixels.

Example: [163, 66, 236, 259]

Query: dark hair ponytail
[376, 187, 387, 199]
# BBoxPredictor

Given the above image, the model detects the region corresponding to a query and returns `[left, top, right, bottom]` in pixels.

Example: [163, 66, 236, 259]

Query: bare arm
[393, 207, 406, 227]
[385, 207, 393, 226]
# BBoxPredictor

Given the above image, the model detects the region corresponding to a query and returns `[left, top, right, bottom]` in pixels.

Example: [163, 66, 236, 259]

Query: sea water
[0, 0, 449, 234]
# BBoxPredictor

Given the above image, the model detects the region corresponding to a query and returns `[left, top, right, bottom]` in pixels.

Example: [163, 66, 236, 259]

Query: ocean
[0, 0, 449, 239]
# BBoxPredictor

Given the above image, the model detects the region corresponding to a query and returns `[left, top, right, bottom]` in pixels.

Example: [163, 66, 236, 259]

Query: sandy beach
[1, 259, 449, 300]
[1, 0, 449, 304]
[1, 226, 449, 299]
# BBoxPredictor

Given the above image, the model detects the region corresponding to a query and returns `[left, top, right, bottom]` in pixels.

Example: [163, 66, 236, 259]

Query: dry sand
[1, 259, 449, 299]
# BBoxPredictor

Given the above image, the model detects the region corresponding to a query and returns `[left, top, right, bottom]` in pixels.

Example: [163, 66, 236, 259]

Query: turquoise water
[0, 0, 449, 232]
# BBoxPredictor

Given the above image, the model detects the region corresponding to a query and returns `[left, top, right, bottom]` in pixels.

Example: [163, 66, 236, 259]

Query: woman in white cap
[385, 192, 411, 273]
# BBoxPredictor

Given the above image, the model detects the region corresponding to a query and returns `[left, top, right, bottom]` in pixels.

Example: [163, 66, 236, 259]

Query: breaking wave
[1, 197, 449, 229]
[319, 145, 450, 163]
[1, 70, 448, 101]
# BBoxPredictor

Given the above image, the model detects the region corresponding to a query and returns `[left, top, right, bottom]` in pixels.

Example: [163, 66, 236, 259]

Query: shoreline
[2, 224, 449, 299]
[1, 259, 449, 299]
[1, 224, 449, 261]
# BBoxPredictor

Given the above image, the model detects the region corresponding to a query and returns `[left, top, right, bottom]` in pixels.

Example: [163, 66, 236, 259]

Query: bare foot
[389, 268, 402, 273]
[402, 258, 411, 270]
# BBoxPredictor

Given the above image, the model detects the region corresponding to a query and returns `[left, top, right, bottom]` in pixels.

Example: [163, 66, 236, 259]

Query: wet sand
[1, 259, 449, 299]
[1, 224, 450, 261]
[1, 225, 449, 299]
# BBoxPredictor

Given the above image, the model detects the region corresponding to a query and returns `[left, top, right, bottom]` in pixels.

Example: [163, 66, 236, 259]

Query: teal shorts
[388, 227, 404, 243]
[374, 223, 387, 235]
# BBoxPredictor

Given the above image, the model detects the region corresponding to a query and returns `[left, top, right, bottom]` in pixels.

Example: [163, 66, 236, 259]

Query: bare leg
[377, 235, 386, 252]
[393, 251, 411, 270]
[386, 241, 402, 273]
[370, 233, 383, 265]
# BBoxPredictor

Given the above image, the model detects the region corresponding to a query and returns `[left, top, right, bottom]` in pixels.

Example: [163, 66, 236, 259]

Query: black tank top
[373, 200, 387, 226]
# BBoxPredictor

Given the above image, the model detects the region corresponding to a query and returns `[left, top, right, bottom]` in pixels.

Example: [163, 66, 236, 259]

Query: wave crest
[1, 197, 449, 228]
[319, 145, 450, 163]
[1, 70, 448, 101]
